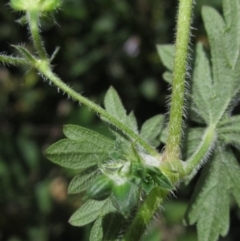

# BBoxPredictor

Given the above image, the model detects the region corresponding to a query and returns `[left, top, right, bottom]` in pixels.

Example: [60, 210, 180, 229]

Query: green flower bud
[111, 181, 139, 218]
[86, 174, 113, 201]
[10, 0, 62, 12]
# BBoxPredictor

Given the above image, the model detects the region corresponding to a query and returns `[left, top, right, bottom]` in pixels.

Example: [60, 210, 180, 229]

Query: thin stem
[25, 9, 159, 156]
[36, 62, 159, 157]
[27, 11, 48, 60]
[123, 188, 168, 241]
[184, 125, 216, 177]
[0, 54, 29, 66]
[165, 0, 194, 161]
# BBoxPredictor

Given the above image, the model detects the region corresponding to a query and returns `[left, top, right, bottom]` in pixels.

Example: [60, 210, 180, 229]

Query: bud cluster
[10, 0, 62, 12]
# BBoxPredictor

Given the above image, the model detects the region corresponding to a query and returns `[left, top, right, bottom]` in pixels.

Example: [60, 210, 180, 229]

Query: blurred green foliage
[2, 0, 240, 241]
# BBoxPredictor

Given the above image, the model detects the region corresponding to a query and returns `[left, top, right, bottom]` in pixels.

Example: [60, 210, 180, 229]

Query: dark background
[1, 0, 239, 241]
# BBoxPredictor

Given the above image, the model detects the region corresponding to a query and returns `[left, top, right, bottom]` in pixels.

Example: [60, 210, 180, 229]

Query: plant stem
[25, 10, 159, 156]
[27, 11, 48, 60]
[0, 55, 29, 66]
[165, 0, 194, 161]
[184, 125, 216, 177]
[37, 62, 159, 157]
[123, 188, 168, 241]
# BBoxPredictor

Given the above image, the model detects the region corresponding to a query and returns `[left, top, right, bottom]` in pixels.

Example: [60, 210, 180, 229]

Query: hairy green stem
[27, 11, 48, 60]
[165, 0, 193, 161]
[123, 188, 168, 241]
[0, 55, 29, 66]
[184, 125, 216, 177]
[36, 61, 159, 156]
[25, 10, 159, 156]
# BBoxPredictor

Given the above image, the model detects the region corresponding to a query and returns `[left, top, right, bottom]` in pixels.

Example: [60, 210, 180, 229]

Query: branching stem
[36, 61, 159, 157]
[184, 125, 216, 177]
[27, 11, 48, 60]
[123, 188, 168, 241]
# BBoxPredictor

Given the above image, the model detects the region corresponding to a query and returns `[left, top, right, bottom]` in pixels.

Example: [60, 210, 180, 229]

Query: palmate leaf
[46, 139, 111, 169]
[201, 1, 240, 124]
[223, 0, 240, 69]
[46, 125, 114, 169]
[185, 146, 240, 241]
[218, 115, 240, 133]
[218, 133, 240, 151]
[191, 43, 213, 124]
[157, 0, 240, 126]
[140, 114, 165, 147]
[217, 115, 240, 150]
[45, 139, 103, 169]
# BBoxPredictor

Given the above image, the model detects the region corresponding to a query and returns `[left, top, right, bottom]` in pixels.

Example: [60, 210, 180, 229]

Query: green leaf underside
[68, 168, 98, 194]
[63, 124, 114, 146]
[186, 146, 240, 241]
[140, 114, 164, 147]
[46, 139, 110, 169]
[201, 3, 240, 124]
[69, 198, 116, 227]
[223, 0, 240, 68]
[218, 115, 240, 126]
[218, 133, 240, 150]
[191, 43, 213, 124]
[218, 115, 240, 133]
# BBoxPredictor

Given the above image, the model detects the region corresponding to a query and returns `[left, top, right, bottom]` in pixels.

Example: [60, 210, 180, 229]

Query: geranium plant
[1, 0, 240, 240]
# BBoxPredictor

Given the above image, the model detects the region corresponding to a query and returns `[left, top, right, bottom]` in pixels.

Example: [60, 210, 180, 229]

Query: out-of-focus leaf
[140, 114, 165, 147]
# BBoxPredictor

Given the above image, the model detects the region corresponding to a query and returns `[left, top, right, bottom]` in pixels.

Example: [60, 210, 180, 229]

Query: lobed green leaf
[202, 4, 237, 123]
[185, 146, 240, 241]
[223, 0, 240, 68]
[63, 124, 114, 148]
[46, 139, 110, 169]
[218, 133, 240, 150]
[217, 115, 240, 133]
[191, 43, 213, 124]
